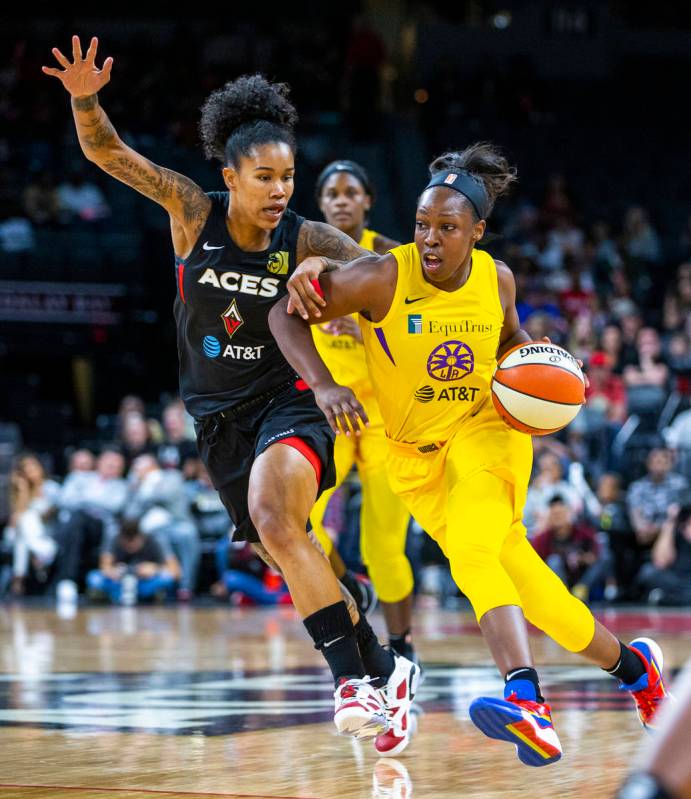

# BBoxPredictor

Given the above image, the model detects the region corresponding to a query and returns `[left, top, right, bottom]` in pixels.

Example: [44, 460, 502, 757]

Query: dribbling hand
[42, 35, 113, 97]
[313, 383, 369, 436]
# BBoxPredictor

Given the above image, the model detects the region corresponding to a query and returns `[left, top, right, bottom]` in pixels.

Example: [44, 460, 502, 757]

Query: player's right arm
[42, 36, 210, 258]
[268, 254, 396, 434]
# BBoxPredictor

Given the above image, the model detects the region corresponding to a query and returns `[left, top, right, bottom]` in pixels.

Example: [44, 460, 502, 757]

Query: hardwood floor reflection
[0, 604, 689, 799]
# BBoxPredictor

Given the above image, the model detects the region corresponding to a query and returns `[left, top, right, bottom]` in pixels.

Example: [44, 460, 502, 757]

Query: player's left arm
[290, 220, 372, 319]
[496, 260, 531, 360]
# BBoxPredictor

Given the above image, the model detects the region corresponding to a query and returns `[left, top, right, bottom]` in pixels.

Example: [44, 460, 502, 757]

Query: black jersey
[173, 192, 304, 417]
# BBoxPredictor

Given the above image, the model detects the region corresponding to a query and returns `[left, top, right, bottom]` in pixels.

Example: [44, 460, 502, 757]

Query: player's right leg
[440, 469, 563, 766]
[309, 435, 378, 614]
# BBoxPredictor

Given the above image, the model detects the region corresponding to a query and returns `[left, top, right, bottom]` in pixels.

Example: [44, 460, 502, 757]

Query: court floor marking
[0, 785, 318, 799]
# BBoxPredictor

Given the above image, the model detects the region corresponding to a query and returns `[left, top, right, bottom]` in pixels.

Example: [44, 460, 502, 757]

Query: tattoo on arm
[101, 155, 209, 226]
[297, 220, 369, 267]
[70, 96, 210, 231]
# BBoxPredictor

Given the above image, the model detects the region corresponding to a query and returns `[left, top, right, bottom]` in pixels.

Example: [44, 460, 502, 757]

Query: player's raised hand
[42, 36, 113, 97]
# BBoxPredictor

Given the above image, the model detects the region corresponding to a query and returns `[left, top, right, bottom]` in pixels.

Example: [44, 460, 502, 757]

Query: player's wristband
[310, 278, 325, 299]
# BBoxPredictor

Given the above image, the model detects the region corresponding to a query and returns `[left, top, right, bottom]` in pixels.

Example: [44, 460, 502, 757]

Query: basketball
[491, 342, 585, 435]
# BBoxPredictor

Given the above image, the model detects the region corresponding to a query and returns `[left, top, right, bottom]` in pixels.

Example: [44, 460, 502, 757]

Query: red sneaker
[374, 653, 421, 757]
[334, 677, 388, 738]
[621, 638, 670, 730]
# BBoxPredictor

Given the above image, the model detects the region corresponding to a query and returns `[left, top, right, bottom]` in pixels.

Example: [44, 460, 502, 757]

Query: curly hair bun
[199, 74, 298, 163]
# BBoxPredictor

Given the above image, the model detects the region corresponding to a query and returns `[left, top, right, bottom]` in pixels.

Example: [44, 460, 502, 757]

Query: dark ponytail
[429, 142, 517, 217]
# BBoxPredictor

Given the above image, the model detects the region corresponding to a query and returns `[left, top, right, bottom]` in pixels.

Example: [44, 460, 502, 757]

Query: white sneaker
[375, 653, 421, 757]
[334, 676, 389, 738]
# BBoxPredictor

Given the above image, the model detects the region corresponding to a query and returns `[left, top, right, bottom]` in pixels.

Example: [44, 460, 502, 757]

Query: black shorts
[194, 381, 336, 543]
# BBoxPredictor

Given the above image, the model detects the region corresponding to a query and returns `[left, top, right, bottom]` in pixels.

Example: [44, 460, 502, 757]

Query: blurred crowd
[1, 18, 690, 609]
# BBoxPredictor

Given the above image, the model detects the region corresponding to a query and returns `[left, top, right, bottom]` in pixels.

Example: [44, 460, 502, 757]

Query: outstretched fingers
[85, 36, 98, 65]
[50, 47, 70, 68]
[72, 35, 83, 62]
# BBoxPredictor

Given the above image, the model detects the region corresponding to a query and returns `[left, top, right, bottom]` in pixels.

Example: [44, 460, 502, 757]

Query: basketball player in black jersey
[44, 35, 419, 742]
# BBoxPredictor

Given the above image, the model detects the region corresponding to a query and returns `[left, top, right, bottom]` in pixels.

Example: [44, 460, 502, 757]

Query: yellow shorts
[386, 401, 595, 653]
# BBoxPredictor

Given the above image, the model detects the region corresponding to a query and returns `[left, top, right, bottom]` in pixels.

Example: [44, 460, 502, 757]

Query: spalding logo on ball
[491, 342, 585, 436]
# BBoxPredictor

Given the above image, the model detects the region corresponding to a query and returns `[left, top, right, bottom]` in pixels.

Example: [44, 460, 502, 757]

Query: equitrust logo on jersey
[408, 314, 423, 334]
[266, 251, 289, 275]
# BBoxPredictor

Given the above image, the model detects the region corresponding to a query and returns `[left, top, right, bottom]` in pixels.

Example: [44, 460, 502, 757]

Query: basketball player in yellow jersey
[311, 160, 418, 669]
[271, 142, 670, 766]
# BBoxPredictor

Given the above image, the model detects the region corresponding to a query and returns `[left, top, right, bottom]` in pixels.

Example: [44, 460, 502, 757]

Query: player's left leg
[501, 524, 671, 730]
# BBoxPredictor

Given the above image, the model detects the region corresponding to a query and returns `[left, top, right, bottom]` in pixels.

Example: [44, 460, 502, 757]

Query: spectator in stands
[0, 202, 35, 255]
[639, 504, 691, 606]
[157, 400, 197, 471]
[592, 473, 636, 601]
[541, 173, 574, 227]
[600, 323, 625, 374]
[119, 411, 155, 466]
[22, 171, 61, 227]
[125, 454, 199, 600]
[3, 453, 60, 595]
[585, 351, 628, 426]
[66, 448, 96, 473]
[57, 169, 111, 224]
[665, 408, 691, 452]
[523, 451, 583, 535]
[54, 449, 128, 589]
[627, 448, 689, 549]
[618, 310, 643, 365]
[623, 327, 669, 389]
[87, 518, 179, 604]
[567, 313, 598, 364]
[532, 496, 604, 602]
[622, 205, 661, 265]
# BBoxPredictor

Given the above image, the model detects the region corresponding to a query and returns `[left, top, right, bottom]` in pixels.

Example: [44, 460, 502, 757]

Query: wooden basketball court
[0, 604, 688, 798]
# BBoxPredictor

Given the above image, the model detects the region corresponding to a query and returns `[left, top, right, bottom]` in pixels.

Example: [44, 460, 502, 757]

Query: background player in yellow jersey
[271, 142, 670, 766]
[311, 160, 418, 666]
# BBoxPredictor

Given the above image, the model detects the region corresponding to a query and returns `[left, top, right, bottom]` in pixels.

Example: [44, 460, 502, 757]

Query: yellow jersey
[359, 243, 504, 443]
[312, 228, 380, 395]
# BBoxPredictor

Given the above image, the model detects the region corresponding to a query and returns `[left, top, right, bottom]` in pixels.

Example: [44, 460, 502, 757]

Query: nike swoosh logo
[404, 296, 425, 304]
[203, 242, 225, 250]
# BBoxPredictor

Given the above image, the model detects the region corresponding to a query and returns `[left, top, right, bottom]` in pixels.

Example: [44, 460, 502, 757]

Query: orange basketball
[491, 341, 585, 435]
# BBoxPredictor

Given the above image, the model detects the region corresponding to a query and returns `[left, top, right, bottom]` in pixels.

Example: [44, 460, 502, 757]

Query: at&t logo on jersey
[266, 250, 289, 275]
[198, 268, 280, 297]
[414, 384, 481, 403]
[426, 340, 474, 381]
[408, 314, 423, 334]
[202, 337, 265, 361]
[221, 298, 244, 339]
[203, 336, 222, 358]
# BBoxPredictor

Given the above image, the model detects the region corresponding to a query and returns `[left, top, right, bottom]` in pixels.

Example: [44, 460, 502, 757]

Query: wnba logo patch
[267, 251, 289, 275]
[426, 340, 474, 382]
